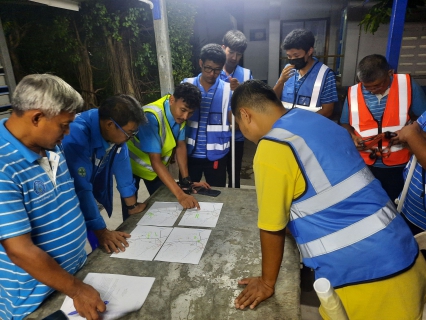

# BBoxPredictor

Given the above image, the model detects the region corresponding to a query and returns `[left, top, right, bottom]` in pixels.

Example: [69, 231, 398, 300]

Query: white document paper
[178, 202, 223, 228]
[110, 226, 173, 261]
[154, 227, 211, 264]
[60, 273, 155, 319]
[137, 201, 183, 226]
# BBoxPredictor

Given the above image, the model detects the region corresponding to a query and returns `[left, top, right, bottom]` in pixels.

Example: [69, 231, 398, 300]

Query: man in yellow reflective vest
[127, 83, 210, 209]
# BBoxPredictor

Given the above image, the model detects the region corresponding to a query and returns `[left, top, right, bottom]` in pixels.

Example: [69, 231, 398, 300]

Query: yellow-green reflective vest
[127, 95, 185, 180]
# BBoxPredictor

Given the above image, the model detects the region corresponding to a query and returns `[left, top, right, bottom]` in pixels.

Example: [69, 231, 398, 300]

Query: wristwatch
[126, 202, 138, 210]
[180, 176, 193, 194]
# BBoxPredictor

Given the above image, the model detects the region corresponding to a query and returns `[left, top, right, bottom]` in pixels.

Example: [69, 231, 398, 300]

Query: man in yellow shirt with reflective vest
[231, 80, 426, 319]
[127, 83, 210, 209]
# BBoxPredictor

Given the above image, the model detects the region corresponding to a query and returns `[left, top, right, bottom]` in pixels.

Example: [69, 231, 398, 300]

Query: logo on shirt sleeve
[78, 167, 86, 177]
[33, 180, 46, 195]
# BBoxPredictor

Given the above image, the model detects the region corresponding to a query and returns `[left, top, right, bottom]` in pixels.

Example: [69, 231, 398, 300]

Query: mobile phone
[195, 187, 221, 197]
[42, 310, 68, 320]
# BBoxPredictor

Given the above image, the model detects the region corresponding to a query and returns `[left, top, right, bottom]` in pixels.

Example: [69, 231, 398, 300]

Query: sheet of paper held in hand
[178, 202, 223, 228]
[61, 273, 155, 320]
[154, 227, 211, 264]
[137, 201, 183, 226]
[110, 225, 173, 261]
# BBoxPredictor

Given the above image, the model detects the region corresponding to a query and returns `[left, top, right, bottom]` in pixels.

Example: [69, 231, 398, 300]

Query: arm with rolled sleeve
[62, 129, 106, 231]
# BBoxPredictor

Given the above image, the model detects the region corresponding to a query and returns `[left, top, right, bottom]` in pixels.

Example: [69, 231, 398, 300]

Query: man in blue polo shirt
[62, 95, 147, 254]
[127, 82, 210, 208]
[182, 44, 232, 187]
[0, 74, 104, 320]
[220, 30, 253, 188]
[273, 29, 338, 118]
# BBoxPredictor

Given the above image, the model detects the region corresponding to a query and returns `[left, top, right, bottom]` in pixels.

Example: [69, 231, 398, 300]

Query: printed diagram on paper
[179, 202, 223, 228]
[110, 226, 173, 261]
[60, 273, 155, 320]
[154, 227, 211, 264]
[138, 202, 183, 226]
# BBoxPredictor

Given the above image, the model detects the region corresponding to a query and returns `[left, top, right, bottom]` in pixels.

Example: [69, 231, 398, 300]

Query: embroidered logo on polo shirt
[78, 167, 86, 177]
[33, 180, 46, 195]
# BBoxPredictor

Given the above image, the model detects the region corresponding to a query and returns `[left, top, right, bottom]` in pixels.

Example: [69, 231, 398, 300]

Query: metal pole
[385, 0, 408, 72]
[0, 18, 16, 94]
[151, 0, 174, 96]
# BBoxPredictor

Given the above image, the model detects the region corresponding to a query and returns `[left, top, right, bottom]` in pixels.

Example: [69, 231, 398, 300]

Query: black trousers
[226, 140, 245, 188]
[368, 165, 405, 204]
[187, 156, 227, 187]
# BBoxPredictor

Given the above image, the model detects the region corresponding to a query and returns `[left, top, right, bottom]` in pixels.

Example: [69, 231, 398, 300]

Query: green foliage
[359, 0, 426, 34]
[167, 0, 197, 84]
[0, 0, 198, 103]
[359, 0, 392, 34]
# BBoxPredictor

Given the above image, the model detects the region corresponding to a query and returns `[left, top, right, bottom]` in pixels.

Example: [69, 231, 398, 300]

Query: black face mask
[289, 57, 307, 70]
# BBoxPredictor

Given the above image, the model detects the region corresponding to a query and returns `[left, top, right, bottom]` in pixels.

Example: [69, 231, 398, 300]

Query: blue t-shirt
[137, 99, 185, 153]
[0, 119, 87, 320]
[401, 111, 426, 230]
[340, 77, 426, 168]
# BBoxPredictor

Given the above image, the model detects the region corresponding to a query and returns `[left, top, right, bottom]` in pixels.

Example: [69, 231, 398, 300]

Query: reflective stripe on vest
[282, 63, 329, 112]
[309, 64, 328, 110]
[127, 95, 180, 180]
[349, 74, 410, 136]
[348, 74, 411, 165]
[266, 127, 396, 259]
[243, 68, 251, 81]
[299, 201, 396, 258]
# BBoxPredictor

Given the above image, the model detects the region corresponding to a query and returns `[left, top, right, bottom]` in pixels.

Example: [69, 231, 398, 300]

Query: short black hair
[231, 80, 282, 118]
[222, 30, 248, 53]
[98, 94, 147, 127]
[200, 43, 226, 66]
[282, 29, 315, 53]
[173, 83, 201, 110]
[357, 54, 390, 83]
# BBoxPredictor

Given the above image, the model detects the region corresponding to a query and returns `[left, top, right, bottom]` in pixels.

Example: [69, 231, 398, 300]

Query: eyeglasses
[110, 118, 138, 140]
[202, 65, 222, 75]
[363, 76, 389, 93]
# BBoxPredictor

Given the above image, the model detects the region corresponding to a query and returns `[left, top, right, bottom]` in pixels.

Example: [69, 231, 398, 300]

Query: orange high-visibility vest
[348, 74, 411, 166]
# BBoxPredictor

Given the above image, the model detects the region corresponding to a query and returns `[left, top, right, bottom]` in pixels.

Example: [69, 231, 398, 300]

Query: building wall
[243, 0, 344, 86]
[341, 22, 426, 87]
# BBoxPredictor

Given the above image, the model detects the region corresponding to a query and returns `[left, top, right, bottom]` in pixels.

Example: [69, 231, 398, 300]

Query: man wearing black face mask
[273, 29, 338, 118]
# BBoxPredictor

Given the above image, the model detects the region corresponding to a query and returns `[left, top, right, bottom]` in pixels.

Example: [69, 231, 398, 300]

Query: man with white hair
[0, 74, 105, 320]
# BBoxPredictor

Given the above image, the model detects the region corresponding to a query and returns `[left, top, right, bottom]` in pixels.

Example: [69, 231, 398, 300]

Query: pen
[67, 300, 109, 316]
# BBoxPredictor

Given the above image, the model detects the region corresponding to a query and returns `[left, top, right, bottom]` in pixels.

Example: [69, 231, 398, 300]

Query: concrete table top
[27, 187, 301, 320]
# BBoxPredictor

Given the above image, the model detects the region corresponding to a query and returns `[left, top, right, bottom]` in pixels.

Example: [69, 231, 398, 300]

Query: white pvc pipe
[313, 278, 349, 320]
[396, 155, 417, 213]
[139, 0, 154, 9]
[231, 114, 235, 188]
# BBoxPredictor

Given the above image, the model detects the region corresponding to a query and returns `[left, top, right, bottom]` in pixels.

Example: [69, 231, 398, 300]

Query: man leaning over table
[62, 94, 147, 254]
[232, 80, 426, 320]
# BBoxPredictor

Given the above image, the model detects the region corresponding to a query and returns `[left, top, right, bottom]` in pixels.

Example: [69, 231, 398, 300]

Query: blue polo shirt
[340, 77, 426, 168]
[62, 109, 137, 230]
[0, 119, 87, 320]
[137, 99, 185, 153]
